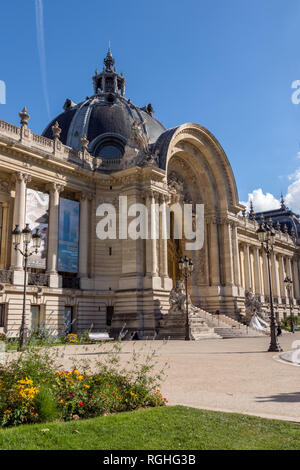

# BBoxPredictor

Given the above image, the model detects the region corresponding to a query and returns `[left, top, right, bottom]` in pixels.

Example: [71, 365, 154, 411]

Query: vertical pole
[185, 272, 190, 341]
[266, 247, 282, 352]
[19, 246, 28, 351]
[289, 285, 294, 333]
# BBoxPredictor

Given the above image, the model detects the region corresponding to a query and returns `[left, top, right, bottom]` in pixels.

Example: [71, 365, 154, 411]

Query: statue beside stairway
[244, 290, 270, 332]
[169, 280, 199, 316]
[157, 280, 218, 339]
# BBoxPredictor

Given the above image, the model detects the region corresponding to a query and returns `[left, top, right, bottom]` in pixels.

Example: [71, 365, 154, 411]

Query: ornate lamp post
[284, 276, 294, 333]
[256, 222, 282, 352]
[178, 256, 194, 341]
[12, 224, 42, 350]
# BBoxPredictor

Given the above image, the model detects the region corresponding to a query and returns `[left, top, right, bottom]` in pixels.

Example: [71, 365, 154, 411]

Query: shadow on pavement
[256, 392, 300, 403]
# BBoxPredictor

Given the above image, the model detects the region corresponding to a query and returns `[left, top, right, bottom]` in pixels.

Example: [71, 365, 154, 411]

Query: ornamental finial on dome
[104, 44, 115, 71]
[280, 192, 288, 211]
[92, 48, 126, 96]
[248, 199, 255, 220]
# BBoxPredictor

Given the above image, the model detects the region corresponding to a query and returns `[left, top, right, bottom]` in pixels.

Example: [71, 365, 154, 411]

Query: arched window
[97, 145, 122, 159]
[94, 136, 124, 159]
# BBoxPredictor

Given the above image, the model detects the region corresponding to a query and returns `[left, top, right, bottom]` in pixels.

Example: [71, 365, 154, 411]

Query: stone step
[195, 308, 269, 336]
[214, 327, 264, 338]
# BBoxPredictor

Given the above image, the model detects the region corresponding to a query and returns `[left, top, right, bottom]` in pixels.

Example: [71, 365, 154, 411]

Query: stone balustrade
[0, 119, 101, 171]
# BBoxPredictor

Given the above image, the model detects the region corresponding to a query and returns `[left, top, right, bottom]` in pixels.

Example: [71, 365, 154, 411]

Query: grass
[0, 406, 299, 450]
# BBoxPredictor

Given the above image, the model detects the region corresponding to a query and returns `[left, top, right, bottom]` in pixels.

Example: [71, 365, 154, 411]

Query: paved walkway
[49, 332, 300, 422]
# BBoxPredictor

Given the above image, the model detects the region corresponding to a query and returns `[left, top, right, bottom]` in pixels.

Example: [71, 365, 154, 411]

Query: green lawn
[0, 406, 299, 450]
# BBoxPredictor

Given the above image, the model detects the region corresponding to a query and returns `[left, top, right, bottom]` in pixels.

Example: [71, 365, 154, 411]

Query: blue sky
[1, 0, 300, 211]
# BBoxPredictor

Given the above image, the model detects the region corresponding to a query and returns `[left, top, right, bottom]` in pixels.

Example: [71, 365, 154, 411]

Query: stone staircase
[195, 308, 267, 338]
[157, 304, 268, 340]
[157, 309, 220, 340]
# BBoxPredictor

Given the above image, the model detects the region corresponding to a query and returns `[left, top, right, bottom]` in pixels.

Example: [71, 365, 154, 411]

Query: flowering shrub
[65, 333, 78, 344]
[0, 377, 40, 426]
[0, 343, 167, 427]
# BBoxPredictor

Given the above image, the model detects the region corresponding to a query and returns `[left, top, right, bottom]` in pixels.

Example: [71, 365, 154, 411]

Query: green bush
[33, 386, 60, 423]
[281, 315, 299, 330]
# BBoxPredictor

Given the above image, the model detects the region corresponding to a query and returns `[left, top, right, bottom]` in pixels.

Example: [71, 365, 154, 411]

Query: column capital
[146, 189, 159, 202]
[158, 193, 169, 204]
[79, 191, 94, 202]
[13, 172, 32, 185]
[46, 182, 65, 194]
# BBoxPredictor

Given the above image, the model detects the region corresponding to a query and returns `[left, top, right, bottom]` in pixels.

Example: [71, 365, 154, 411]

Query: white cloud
[240, 169, 300, 215]
[285, 168, 300, 213]
[240, 188, 281, 212]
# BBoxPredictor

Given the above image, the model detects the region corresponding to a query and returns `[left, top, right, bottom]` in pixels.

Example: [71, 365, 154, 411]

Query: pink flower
[78, 401, 84, 407]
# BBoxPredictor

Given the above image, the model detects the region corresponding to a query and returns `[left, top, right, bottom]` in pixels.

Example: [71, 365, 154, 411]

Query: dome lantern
[92, 47, 126, 96]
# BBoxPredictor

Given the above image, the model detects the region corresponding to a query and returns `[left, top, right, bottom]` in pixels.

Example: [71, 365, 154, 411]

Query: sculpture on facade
[168, 279, 200, 316]
[244, 290, 270, 331]
[121, 120, 159, 169]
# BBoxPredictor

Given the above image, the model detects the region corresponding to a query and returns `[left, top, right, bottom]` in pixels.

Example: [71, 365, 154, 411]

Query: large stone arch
[155, 123, 243, 314]
[157, 123, 240, 213]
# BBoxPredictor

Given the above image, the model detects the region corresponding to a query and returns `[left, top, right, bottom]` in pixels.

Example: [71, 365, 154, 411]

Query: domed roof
[42, 49, 165, 154]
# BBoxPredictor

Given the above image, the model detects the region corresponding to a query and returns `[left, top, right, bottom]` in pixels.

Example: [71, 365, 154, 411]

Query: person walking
[277, 323, 282, 336]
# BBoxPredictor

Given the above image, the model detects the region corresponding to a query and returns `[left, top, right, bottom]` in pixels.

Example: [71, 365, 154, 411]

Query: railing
[28, 273, 49, 286]
[0, 120, 20, 136]
[32, 133, 53, 148]
[0, 270, 13, 284]
[0, 119, 94, 170]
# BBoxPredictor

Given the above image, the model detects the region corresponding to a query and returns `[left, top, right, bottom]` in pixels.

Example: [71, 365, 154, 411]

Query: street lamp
[12, 224, 42, 350]
[284, 276, 294, 333]
[179, 255, 194, 341]
[256, 222, 282, 352]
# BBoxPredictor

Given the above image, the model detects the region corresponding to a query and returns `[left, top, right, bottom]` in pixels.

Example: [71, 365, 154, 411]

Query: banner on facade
[58, 198, 79, 273]
[25, 189, 49, 269]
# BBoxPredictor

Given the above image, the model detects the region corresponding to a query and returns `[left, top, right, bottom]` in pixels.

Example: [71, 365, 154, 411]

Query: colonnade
[145, 191, 169, 282]
[239, 241, 300, 303]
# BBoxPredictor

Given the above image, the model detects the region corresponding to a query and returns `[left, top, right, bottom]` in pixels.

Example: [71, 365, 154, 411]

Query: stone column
[11, 173, 31, 281]
[278, 254, 286, 300]
[0, 202, 9, 269]
[222, 220, 234, 286]
[231, 222, 241, 287]
[292, 257, 300, 299]
[287, 257, 294, 299]
[79, 193, 89, 278]
[271, 252, 281, 300]
[46, 183, 64, 287]
[145, 193, 152, 276]
[243, 244, 252, 291]
[253, 247, 263, 296]
[209, 217, 220, 286]
[262, 250, 269, 297]
[160, 194, 168, 278]
[150, 192, 158, 276]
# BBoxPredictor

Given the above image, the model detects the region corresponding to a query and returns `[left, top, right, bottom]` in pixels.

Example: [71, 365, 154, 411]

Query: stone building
[0, 49, 299, 337]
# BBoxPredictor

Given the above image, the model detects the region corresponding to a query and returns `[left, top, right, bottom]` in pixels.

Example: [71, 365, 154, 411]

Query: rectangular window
[58, 198, 79, 273]
[30, 305, 41, 332]
[64, 306, 73, 334]
[0, 303, 6, 328]
[106, 306, 114, 327]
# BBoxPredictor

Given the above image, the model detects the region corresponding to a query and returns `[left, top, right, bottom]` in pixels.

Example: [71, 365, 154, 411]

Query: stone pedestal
[157, 309, 218, 340]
